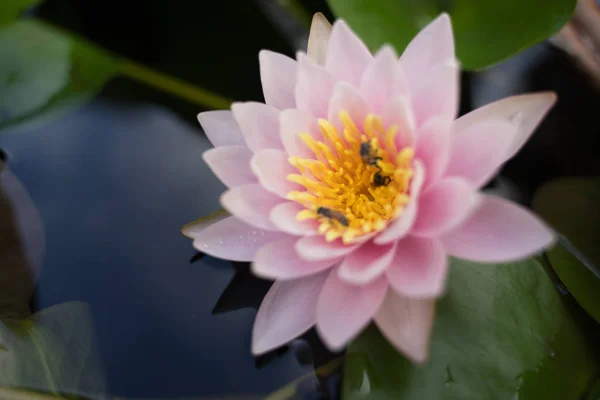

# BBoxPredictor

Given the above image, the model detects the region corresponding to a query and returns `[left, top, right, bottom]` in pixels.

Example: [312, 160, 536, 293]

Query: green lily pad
[532, 177, 600, 323]
[326, 0, 576, 70]
[0, 0, 43, 26]
[0, 302, 106, 398]
[0, 20, 119, 131]
[343, 258, 598, 399]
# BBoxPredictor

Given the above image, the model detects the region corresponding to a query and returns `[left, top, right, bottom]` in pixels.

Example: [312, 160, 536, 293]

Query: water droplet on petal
[239, 235, 244, 239]
[252, 231, 257, 236]
[203, 244, 208, 249]
[219, 240, 223, 245]
[252, 239, 257, 243]
[510, 112, 524, 126]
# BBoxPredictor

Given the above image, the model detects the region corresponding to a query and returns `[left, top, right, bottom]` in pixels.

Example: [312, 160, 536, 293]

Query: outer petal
[382, 96, 415, 149]
[197, 111, 245, 147]
[316, 269, 388, 350]
[361, 46, 408, 114]
[296, 53, 337, 118]
[251, 149, 303, 198]
[280, 109, 321, 159]
[400, 13, 454, 94]
[411, 59, 460, 127]
[252, 270, 329, 355]
[441, 195, 556, 262]
[307, 12, 332, 65]
[192, 216, 280, 261]
[259, 50, 297, 110]
[415, 117, 452, 188]
[338, 240, 396, 285]
[231, 102, 282, 152]
[445, 120, 518, 188]
[453, 93, 557, 162]
[296, 235, 359, 262]
[374, 291, 436, 363]
[220, 183, 283, 231]
[253, 237, 338, 280]
[375, 161, 425, 244]
[325, 20, 372, 86]
[203, 146, 257, 188]
[327, 83, 369, 129]
[385, 237, 448, 298]
[270, 202, 319, 235]
[411, 178, 479, 238]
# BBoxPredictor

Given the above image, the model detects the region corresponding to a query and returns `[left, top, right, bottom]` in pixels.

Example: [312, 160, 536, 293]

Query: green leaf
[0, 163, 44, 319]
[326, 0, 576, 70]
[0, 0, 43, 26]
[0, 20, 119, 131]
[532, 177, 600, 323]
[343, 259, 598, 399]
[0, 302, 107, 398]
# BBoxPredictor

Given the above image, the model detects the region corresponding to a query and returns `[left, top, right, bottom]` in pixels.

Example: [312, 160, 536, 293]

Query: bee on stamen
[373, 171, 392, 187]
[360, 142, 382, 167]
[316, 206, 349, 226]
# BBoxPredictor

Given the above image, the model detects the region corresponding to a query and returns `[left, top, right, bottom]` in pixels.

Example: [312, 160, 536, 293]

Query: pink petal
[453, 93, 557, 162]
[400, 13, 455, 94]
[307, 13, 332, 65]
[360, 46, 408, 114]
[327, 83, 369, 129]
[375, 161, 425, 244]
[269, 202, 319, 236]
[374, 291, 436, 363]
[296, 235, 359, 262]
[325, 20, 372, 86]
[197, 111, 245, 147]
[251, 149, 303, 198]
[382, 96, 415, 149]
[259, 50, 297, 110]
[295, 53, 337, 118]
[316, 269, 388, 350]
[192, 216, 280, 261]
[181, 210, 230, 239]
[252, 270, 329, 355]
[280, 109, 321, 159]
[231, 102, 282, 152]
[415, 117, 452, 188]
[445, 120, 518, 188]
[203, 146, 257, 188]
[253, 237, 338, 280]
[441, 195, 556, 262]
[338, 240, 396, 285]
[411, 59, 460, 127]
[220, 183, 283, 231]
[385, 236, 448, 298]
[411, 178, 479, 238]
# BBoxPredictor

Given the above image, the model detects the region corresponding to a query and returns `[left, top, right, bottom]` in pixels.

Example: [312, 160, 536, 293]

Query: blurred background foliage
[0, 0, 599, 399]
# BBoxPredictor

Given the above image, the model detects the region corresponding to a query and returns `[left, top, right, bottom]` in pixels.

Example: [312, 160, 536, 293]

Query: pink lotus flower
[187, 13, 556, 362]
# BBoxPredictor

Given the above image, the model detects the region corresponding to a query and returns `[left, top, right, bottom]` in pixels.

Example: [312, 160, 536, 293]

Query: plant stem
[120, 61, 232, 110]
[276, 0, 312, 28]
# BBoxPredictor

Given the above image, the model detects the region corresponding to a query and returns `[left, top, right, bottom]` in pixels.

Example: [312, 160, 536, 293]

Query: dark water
[0, 101, 337, 398]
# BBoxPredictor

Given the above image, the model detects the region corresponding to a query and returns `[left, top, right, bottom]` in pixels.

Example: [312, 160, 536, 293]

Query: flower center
[287, 111, 414, 244]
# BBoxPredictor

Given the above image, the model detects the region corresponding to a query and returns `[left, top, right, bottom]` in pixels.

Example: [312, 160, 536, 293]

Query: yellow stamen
[287, 111, 414, 244]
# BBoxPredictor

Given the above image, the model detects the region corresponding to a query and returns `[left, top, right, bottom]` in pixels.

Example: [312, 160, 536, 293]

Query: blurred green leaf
[0, 302, 107, 398]
[326, 0, 576, 70]
[533, 177, 600, 323]
[0, 20, 119, 131]
[343, 258, 597, 399]
[0, 164, 45, 319]
[0, 0, 43, 26]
